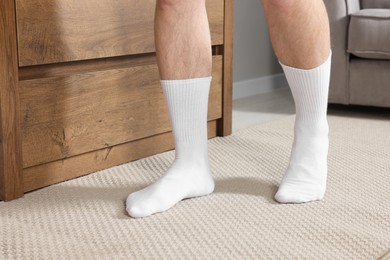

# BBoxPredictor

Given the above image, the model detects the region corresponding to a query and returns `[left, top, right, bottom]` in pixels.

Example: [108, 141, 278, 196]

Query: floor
[232, 87, 295, 132]
[4, 98, 389, 259]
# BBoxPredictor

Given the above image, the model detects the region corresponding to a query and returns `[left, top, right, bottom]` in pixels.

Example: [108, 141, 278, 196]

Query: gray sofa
[324, 0, 390, 107]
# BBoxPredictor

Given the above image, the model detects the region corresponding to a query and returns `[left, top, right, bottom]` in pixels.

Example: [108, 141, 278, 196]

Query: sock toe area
[126, 204, 145, 218]
[274, 184, 325, 203]
[126, 193, 152, 218]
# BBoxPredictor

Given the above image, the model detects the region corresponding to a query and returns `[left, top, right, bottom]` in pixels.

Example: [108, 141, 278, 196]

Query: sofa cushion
[348, 9, 390, 59]
[361, 0, 390, 9]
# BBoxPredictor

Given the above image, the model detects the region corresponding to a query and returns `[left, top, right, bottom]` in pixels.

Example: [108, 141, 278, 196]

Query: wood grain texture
[20, 56, 223, 168]
[19, 45, 223, 81]
[218, 0, 234, 136]
[16, 0, 224, 66]
[19, 53, 157, 81]
[0, 0, 231, 201]
[23, 120, 218, 192]
[0, 0, 24, 201]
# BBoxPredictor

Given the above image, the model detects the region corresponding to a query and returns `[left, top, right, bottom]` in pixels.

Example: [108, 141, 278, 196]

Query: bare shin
[154, 0, 212, 79]
[260, 0, 331, 69]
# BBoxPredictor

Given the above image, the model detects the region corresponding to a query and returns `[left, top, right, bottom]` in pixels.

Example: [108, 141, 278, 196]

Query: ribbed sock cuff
[280, 52, 332, 125]
[161, 77, 212, 144]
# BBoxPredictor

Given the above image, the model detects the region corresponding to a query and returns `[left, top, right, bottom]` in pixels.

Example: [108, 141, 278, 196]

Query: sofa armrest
[323, 0, 360, 104]
[361, 0, 390, 9]
[346, 0, 360, 13]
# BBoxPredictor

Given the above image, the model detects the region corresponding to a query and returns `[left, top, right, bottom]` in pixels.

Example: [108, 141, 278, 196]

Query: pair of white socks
[126, 53, 332, 218]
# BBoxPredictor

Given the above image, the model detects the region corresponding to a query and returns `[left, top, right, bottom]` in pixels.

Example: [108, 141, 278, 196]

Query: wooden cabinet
[16, 0, 225, 66]
[0, 0, 233, 201]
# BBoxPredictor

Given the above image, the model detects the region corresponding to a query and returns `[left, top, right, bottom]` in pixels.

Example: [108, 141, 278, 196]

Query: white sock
[275, 53, 331, 203]
[126, 77, 214, 218]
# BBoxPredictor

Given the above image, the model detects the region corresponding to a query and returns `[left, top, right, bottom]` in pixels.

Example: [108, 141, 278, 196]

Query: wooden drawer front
[16, 0, 224, 66]
[20, 56, 223, 168]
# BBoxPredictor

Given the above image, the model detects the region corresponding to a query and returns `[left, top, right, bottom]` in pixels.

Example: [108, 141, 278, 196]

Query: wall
[233, 0, 287, 100]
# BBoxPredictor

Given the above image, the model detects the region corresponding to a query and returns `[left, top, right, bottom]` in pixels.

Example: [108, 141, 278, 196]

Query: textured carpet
[1, 109, 390, 259]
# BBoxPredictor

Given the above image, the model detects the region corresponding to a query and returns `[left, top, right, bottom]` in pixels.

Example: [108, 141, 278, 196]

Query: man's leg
[261, 0, 331, 203]
[126, 0, 214, 218]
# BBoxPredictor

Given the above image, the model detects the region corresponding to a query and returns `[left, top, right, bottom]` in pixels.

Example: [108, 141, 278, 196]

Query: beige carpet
[1, 109, 390, 259]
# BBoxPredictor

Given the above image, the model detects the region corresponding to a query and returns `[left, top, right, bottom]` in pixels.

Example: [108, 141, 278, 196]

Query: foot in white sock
[126, 77, 214, 218]
[275, 53, 331, 203]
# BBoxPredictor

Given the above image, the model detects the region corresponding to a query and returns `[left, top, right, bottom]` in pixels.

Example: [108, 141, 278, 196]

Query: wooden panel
[0, 0, 24, 201]
[16, 0, 224, 66]
[19, 53, 157, 81]
[218, 0, 234, 136]
[207, 0, 225, 46]
[20, 56, 223, 168]
[19, 45, 223, 81]
[23, 120, 218, 192]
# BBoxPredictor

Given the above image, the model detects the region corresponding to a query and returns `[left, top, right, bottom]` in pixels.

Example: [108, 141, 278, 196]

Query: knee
[156, 0, 205, 11]
[261, 0, 297, 13]
[156, 0, 180, 8]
